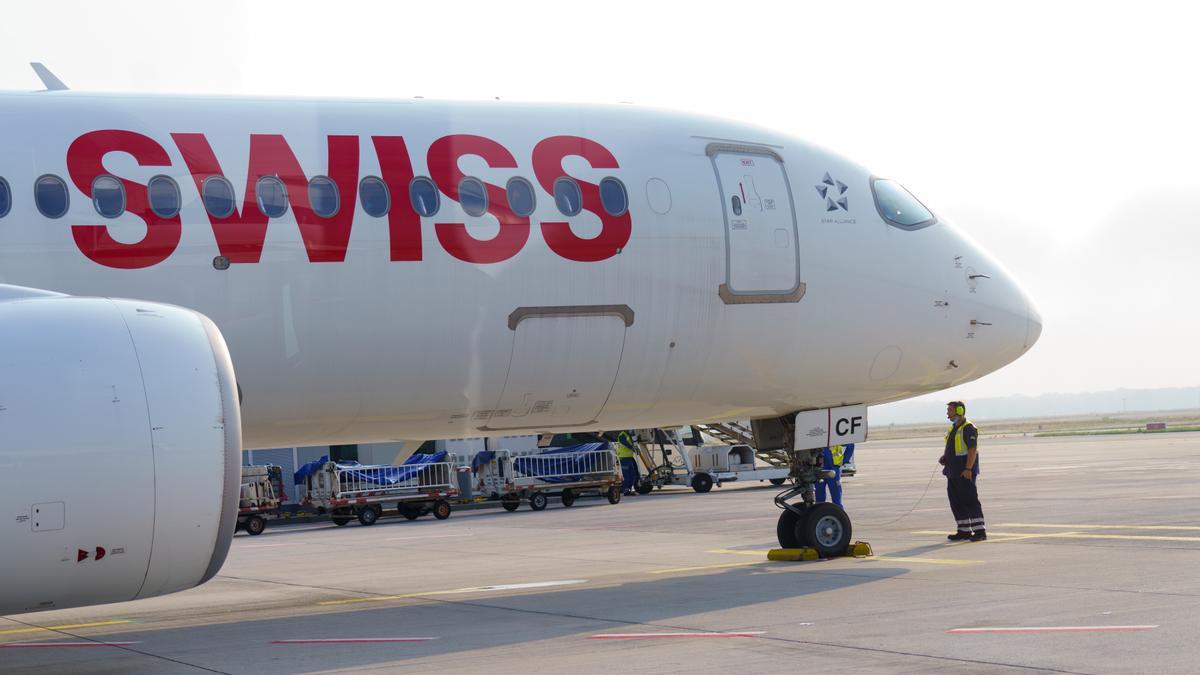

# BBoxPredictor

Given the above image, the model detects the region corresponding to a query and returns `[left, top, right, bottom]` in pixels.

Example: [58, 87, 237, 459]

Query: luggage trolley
[298, 453, 459, 526]
[236, 464, 286, 535]
[471, 443, 623, 511]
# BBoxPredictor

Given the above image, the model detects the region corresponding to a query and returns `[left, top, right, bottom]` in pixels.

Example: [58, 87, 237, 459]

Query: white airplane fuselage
[0, 91, 1040, 449]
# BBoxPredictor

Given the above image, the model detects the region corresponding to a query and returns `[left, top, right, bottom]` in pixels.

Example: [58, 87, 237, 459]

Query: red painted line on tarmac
[589, 632, 765, 639]
[1, 642, 141, 648]
[948, 625, 1158, 634]
[270, 634, 439, 638]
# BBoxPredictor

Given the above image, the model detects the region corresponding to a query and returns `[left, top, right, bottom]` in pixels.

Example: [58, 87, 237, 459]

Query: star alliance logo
[815, 172, 849, 212]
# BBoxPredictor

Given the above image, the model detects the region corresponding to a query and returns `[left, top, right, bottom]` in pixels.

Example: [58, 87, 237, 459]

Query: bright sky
[1, 1, 1197, 402]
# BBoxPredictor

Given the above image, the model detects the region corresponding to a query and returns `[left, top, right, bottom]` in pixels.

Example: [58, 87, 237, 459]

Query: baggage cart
[463, 443, 623, 511]
[236, 464, 286, 535]
[297, 455, 459, 526]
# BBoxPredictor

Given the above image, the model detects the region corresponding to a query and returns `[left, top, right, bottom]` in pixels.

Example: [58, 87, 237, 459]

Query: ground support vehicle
[633, 428, 793, 494]
[297, 455, 458, 526]
[458, 443, 623, 511]
[235, 465, 286, 535]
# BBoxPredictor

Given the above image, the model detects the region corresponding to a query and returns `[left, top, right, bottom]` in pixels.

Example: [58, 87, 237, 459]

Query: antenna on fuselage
[30, 63, 69, 91]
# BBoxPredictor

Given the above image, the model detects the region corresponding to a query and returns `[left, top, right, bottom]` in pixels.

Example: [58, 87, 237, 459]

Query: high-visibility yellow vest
[830, 445, 845, 466]
[616, 433, 636, 458]
[945, 420, 976, 456]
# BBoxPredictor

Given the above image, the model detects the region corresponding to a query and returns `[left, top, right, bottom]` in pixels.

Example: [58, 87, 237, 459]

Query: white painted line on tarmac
[435, 579, 586, 594]
[272, 637, 438, 644]
[1020, 465, 1088, 471]
[589, 631, 766, 639]
[384, 533, 474, 541]
[0, 642, 142, 648]
[999, 523, 1200, 531]
[948, 625, 1157, 634]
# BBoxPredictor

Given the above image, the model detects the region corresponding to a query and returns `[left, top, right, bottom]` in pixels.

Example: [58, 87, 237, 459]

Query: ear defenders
[956, 405, 965, 416]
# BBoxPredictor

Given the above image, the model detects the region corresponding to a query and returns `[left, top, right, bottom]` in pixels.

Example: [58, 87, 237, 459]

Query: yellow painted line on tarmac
[318, 592, 434, 606]
[647, 561, 764, 575]
[913, 530, 1077, 543]
[916, 530, 1200, 543]
[0, 620, 132, 636]
[998, 523, 1200, 532]
[707, 549, 772, 556]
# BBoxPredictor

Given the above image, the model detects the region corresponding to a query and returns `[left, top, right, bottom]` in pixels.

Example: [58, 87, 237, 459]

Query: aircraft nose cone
[1026, 298, 1043, 350]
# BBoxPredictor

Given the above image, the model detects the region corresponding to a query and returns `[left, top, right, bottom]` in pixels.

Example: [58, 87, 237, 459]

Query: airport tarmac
[3, 431, 1199, 674]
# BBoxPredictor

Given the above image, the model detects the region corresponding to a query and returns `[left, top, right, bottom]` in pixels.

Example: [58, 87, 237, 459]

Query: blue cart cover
[472, 450, 496, 473]
[511, 442, 611, 483]
[293, 455, 330, 485]
[336, 450, 449, 486]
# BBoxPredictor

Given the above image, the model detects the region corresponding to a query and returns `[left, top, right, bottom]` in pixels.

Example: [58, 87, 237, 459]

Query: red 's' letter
[372, 136, 421, 261]
[531, 136, 630, 262]
[427, 135, 529, 264]
[68, 130, 180, 269]
[172, 134, 360, 263]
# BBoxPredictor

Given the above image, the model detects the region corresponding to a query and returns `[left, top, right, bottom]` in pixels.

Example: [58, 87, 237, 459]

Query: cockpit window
[871, 178, 936, 229]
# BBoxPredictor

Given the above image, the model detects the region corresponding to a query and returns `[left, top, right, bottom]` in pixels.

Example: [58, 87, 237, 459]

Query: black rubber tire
[357, 505, 380, 526]
[802, 502, 853, 557]
[561, 488, 576, 507]
[607, 485, 622, 504]
[432, 500, 452, 520]
[529, 492, 548, 511]
[635, 479, 654, 495]
[501, 498, 521, 512]
[691, 473, 714, 493]
[776, 506, 807, 548]
[400, 503, 423, 520]
[769, 478, 787, 486]
[245, 515, 266, 536]
[332, 513, 352, 527]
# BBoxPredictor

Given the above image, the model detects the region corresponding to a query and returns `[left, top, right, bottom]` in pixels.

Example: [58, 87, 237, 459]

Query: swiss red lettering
[531, 136, 630, 262]
[427, 134, 529, 264]
[172, 133, 360, 263]
[372, 136, 421, 261]
[67, 130, 181, 269]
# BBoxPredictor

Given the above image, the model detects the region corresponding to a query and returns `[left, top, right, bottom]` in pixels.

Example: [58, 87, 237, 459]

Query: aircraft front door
[708, 144, 804, 303]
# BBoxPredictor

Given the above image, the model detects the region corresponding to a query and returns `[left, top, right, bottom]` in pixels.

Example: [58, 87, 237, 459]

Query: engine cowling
[0, 286, 241, 615]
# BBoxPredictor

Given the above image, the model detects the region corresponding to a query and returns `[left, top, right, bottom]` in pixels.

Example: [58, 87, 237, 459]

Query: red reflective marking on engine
[531, 136, 630, 262]
[427, 134, 529, 264]
[68, 130, 182, 269]
[172, 133, 359, 263]
[76, 549, 88, 562]
[94, 546, 106, 561]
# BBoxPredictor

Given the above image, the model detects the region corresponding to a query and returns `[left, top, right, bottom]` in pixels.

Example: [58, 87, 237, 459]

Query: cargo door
[479, 305, 632, 431]
[708, 144, 804, 303]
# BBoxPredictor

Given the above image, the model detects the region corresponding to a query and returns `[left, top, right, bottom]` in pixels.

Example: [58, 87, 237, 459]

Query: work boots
[947, 531, 972, 541]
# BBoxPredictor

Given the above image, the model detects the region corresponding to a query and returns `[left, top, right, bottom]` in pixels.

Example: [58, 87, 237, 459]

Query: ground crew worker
[814, 444, 844, 506]
[941, 401, 986, 541]
[615, 430, 640, 496]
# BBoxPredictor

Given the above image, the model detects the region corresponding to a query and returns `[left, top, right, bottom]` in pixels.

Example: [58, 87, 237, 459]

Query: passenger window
[599, 177, 628, 216]
[256, 176, 288, 218]
[409, 177, 440, 217]
[202, 176, 236, 218]
[871, 178, 935, 228]
[147, 175, 181, 218]
[506, 177, 535, 217]
[359, 176, 390, 217]
[553, 177, 582, 216]
[35, 175, 69, 219]
[0, 177, 10, 218]
[92, 175, 126, 218]
[731, 195, 742, 216]
[458, 177, 487, 217]
[308, 176, 339, 218]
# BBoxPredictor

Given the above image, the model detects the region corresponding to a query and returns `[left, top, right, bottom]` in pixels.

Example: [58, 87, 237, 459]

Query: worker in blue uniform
[941, 401, 986, 541]
[615, 430, 640, 496]
[814, 444, 845, 506]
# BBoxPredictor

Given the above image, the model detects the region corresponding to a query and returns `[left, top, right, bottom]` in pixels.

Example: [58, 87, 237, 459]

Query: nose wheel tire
[776, 505, 809, 549]
[802, 502, 852, 557]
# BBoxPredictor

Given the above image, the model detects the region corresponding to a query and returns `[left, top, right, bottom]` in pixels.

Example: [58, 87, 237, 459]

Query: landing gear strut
[756, 415, 854, 556]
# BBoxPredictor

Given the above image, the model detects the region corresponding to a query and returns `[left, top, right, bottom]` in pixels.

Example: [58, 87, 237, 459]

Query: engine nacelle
[0, 286, 241, 614]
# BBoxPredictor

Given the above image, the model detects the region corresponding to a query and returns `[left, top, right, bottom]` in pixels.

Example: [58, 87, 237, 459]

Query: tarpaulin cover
[294, 455, 330, 485]
[472, 450, 496, 473]
[336, 450, 449, 486]
[512, 442, 611, 483]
